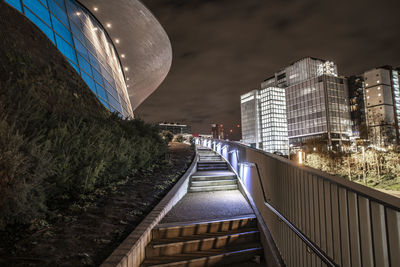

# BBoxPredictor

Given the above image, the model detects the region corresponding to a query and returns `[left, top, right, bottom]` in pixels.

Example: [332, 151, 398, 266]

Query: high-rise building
[286, 74, 351, 148]
[259, 86, 288, 155]
[240, 90, 262, 148]
[241, 57, 349, 153]
[363, 67, 400, 145]
[4, 0, 172, 118]
[211, 124, 224, 140]
[264, 57, 350, 149]
[158, 123, 191, 135]
[348, 75, 367, 139]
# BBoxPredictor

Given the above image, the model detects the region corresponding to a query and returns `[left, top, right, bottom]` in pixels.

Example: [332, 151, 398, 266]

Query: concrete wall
[101, 150, 198, 267]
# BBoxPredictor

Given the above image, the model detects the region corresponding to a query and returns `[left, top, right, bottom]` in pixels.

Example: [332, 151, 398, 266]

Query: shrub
[0, 21, 167, 228]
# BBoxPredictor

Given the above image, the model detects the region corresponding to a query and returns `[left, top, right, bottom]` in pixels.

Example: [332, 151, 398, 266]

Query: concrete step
[199, 158, 222, 161]
[153, 215, 257, 239]
[191, 175, 236, 181]
[197, 167, 229, 171]
[197, 161, 227, 165]
[190, 179, 237, 187]
[146, 229, 259, 257]
[141, 243, 262, 267]
[189, 184, 238, 192]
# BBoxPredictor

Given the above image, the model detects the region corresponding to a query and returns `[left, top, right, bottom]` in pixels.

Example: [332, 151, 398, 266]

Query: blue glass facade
[5, 0, 133, 118]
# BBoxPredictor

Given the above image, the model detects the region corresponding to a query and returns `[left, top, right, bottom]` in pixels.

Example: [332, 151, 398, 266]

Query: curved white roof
[79, 0, 172, 110]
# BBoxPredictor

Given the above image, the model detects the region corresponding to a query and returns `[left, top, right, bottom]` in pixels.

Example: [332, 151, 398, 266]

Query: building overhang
[79, 0, 172, 111]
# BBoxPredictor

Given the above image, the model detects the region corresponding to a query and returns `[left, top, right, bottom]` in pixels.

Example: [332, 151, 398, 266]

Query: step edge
[142, 246, 263, 266]
[155, 214, 256, 230]
[150, 230, 260, 248]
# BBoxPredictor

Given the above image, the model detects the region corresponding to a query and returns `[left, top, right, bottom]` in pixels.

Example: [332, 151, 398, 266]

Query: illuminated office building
[259, 86, 288, 155]
[348, 75, 367, 139]
[240, 90, 262, 148]
[363, 67, 400, 145]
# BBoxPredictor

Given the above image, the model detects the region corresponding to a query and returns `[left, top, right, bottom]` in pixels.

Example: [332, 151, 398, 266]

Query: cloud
[137, 0, 400, 136]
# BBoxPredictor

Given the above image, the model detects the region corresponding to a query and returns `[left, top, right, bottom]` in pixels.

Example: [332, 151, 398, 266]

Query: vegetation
[0, 13, 166, 229]
[304, 148, 400, 192]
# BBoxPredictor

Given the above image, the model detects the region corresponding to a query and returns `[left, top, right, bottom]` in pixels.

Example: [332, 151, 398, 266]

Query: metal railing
[196, 138, 400, 267]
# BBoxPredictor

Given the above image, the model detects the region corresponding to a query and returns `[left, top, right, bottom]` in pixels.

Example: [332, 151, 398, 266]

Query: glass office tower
[240, 90, 262, 148]
[260, 87, 288, 155]
[5, 0, 133, 118]
[286, 75, 352, 147]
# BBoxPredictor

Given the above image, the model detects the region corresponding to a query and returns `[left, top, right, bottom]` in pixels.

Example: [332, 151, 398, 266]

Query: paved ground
[161, 190, 254, 223]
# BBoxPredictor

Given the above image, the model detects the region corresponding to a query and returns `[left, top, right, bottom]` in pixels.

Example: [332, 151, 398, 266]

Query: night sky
[136, 0, 400, 139]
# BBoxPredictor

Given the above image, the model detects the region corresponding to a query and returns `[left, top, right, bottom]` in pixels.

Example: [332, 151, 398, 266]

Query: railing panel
[338, 187, 351, 267]
[358, 196, 374, 267]
[323, 180, 334, 259]
[370, 201, 389, 267]
[318, 178, 327, 254]
[347, 191, 362, 267]
[386, 209, 400, 265]
[198, 138, 400, 267]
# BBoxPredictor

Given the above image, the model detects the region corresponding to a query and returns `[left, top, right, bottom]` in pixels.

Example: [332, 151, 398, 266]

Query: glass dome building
[4, 0, 172, 118]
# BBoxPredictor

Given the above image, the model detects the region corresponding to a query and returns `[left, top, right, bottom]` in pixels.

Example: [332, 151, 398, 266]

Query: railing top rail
[199, 138, 400, 211]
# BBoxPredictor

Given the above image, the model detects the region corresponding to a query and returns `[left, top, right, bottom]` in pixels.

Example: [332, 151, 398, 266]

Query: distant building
[240, 90, 262, 148]
[286, 74, 351, 149]
[211, 124, 224, 139]
[348, 75, 367, 139]
[259, 86, 288, 155]
[158, 122, 191, 135]
[264, 57, 351, 149]
[363, 67, 400, 145]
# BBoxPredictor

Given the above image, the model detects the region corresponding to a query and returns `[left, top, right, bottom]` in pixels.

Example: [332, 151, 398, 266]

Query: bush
[0, 23, 166, 228]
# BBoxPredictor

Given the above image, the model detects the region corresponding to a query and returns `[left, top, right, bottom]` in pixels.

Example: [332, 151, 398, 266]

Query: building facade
[348, 75, 367, 139]
[363, 67, 400, 145]
[4, 0, 172, 118]
[259, 86, 288, 155]
[211, 124, 225, 140]
[158, 123, 191, 135]
[240, 90, 262, 148]
[286, 75, 351, 148]
[241, 57, 352, 153]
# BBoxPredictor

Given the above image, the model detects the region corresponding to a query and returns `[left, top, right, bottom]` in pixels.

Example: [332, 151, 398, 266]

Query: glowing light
[93, 7, 98, 11]
[106, 23, 112, 28]
[121, 54, 126, 58]
[115, 39, 120, 44]
[237, 124, 240, 128]
[298, 151, 304, 165]
[124, 67, 129, 71]
[127, 78, 130, 81]
[229, 129, 233, 133]
[75, 12, 81, 16]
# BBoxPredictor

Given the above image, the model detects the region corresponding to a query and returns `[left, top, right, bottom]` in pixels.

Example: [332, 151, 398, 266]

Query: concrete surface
[161, 190, 254, 223]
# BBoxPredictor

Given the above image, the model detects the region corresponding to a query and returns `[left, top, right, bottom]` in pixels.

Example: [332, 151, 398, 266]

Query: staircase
[189, 149, 238, 193]
[140, 147, 264, 266]
[141, 215, 262, 267]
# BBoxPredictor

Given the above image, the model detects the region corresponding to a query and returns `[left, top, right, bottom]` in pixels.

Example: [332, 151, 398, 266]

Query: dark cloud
[136, 0, 400, 139]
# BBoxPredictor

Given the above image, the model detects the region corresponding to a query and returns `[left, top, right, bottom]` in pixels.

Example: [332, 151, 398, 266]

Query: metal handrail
[252, 163, 338, 267]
